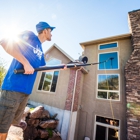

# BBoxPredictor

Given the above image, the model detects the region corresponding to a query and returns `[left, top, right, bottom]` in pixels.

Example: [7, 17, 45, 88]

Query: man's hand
[63, 64, 67, 70]
[23, 63, 34, 74]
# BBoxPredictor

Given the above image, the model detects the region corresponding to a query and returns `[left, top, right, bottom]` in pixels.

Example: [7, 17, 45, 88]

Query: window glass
[99, 52, 118, 70]
[98, 91, 107, 99]
[95, 125, 106, 140]
[50, 71, 59, 92]
[38, 72, 45, 90]
[46, 58, 61, 65]
[95, 116, 119, 140]
[97, 74, 119, 100]
[99, 43, 117, 50]
[38, 57, 61, 92]
[108, 92, 119, 100]
[38, 71, 59, 92]
[96, 116, 119, 126]
[98, 75, 119, 90]
[42, 72, 53, 91]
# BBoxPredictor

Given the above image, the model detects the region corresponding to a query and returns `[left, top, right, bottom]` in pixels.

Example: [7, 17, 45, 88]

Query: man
[0, 21, 55, 140]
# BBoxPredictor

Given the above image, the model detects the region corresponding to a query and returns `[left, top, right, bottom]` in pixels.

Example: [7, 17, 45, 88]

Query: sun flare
[1, 23, 21, 43]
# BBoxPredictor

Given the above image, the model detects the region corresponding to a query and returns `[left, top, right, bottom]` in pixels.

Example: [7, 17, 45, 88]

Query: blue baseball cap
[36, 22, 55, 33]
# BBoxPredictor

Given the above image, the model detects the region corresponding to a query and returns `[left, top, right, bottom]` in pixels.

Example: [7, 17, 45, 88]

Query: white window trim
[36, 56, 61, 94]
[98, 51, 119, 70]
[96, 74, 120, 101]
[98, 41, 118, 50]
[93, 115, 120, 140]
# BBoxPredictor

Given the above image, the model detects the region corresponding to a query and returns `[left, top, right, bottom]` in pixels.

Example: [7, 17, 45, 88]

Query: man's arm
[0, 39, 34, 74]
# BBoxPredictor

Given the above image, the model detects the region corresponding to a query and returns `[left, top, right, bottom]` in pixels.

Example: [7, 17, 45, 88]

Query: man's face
[44, 28, 52, 41]
[44, 29, 52, 41]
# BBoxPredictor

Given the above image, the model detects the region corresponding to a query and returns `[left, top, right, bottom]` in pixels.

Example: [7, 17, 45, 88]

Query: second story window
[99, 42, 117, 50]
[99, 52, 119, 70]
[97, 74, 119, 101]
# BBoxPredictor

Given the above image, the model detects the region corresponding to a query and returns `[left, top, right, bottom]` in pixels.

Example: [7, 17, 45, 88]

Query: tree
[0, 57, 7, 88]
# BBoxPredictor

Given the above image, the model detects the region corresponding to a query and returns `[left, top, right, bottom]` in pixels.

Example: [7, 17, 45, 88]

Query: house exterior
[76, 33, 132, 140]
[29, 43, 88, 140]
[125, 9, 140, 140]
[29, 9, 140, 140]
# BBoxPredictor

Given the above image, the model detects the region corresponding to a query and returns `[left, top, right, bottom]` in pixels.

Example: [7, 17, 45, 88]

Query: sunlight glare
[1, 24, 21, 43]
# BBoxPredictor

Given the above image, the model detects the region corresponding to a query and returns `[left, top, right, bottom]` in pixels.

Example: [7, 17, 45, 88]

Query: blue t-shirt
[2, 31, 46, 94]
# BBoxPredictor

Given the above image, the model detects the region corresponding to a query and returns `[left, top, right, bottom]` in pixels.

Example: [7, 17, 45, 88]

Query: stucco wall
[29, 46, 71, 110]
[29, 69, 70, 109]
[29, 45, 86, 140]
[77, 37, 132, 139]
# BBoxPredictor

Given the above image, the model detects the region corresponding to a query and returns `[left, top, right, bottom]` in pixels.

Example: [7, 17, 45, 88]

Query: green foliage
[127, 102, 140, 116]
[0, 58, 7, 88]
[98, 91, 107, 99]
[47, 128, 53, 138]
[30, 108, 35, 111]
[45, 73, 52, 80]
[98, 75, 119, 90]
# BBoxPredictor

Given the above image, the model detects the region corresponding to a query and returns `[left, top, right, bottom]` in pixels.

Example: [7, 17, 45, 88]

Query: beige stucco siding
[29, 46, 72, 110]
[77, 37, 132, 139]
[44, 47, 71, 64]
[29, 69, 70, 109]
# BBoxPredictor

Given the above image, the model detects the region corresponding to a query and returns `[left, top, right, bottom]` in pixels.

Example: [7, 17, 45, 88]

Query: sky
[0, 0, 140, 69]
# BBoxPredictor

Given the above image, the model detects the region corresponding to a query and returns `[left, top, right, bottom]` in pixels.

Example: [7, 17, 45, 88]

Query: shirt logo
[33, 45, 43, 60]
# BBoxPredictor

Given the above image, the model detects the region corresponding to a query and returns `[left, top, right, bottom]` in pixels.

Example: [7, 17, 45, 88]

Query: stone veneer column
[64, 69, 82, 111]
[125, 9, 140, 140]
[58, 69, 82, 140]
[64, 68, 82, 140]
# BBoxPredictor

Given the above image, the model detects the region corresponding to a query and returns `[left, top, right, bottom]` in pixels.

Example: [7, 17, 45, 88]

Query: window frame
[37, 56, 61, 93]
[98, 42, 118, 50]
[98, 51, 119, 70]
[96, 74, 120, 101]
[37, 70, 60, 93]
[93, 115, 120, 140]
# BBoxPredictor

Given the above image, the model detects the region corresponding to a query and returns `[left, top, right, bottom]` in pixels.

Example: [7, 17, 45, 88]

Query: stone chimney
[125, 9, 140, 140]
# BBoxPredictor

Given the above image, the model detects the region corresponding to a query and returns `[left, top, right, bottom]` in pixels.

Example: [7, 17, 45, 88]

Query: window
[99, 42, 117, 50]
[46, 57, 61, 65]
[95, 115, 120, 140]
[97, 74, 119, 100]
[38, 57, 61, 92]
[99, 52, 118, 70]
[38, 71, 59, 92]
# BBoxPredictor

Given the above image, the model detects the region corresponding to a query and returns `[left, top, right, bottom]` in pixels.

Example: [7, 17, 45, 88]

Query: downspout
[67, 67, 82, 140]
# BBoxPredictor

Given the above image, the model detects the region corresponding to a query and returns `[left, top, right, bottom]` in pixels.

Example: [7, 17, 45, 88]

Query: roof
[128, 9, 140, 13]
[80, 33, 131, 48]
[45, 43, 75, 62]
[45, 43, 88, 74]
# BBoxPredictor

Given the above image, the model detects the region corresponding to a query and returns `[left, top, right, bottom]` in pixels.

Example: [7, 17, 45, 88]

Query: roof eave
[45, 43, 75, 62]
[80, 33, 132, 48]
